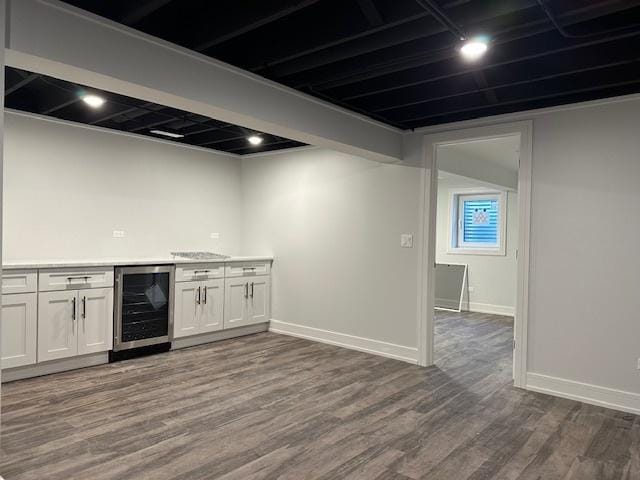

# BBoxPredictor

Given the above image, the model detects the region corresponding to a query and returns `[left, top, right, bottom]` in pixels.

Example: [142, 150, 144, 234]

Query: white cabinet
[174, 278, 224, 338]
[1, 293, 37, 369]
[78, 288, 113, 355]
[38, 288, 113, 362]
[38, 290, 78, 362]
[200, 279, 224, 333]
[224, 276, 270, 329]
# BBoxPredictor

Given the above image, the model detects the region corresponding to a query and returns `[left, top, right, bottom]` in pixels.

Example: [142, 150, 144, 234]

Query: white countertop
[2, 256, 273, 270]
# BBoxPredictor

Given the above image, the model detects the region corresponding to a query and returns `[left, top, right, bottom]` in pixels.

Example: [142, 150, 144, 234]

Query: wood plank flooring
[1, 311, 638, 479]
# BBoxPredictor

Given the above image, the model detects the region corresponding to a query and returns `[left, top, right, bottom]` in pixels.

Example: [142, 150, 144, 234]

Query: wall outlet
[113, 230, 125, 238]
[400, 234, 413, 248]
[210, 232, 220, 239]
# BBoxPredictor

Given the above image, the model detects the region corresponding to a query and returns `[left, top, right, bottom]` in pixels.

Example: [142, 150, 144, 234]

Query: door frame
[416, 120, 532, 388]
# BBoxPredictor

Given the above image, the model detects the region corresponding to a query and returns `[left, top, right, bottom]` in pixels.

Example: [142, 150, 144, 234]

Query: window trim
[447, 188, 507, 256]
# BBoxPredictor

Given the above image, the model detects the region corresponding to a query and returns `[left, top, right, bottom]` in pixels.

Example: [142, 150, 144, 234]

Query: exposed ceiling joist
[372, 58, 638, 113]
[356, 0, 383, 26]
[399, 77, 640, 124]
[6, 73, 39, 96]
[120, 0, 173, 26]
[253, 0, 545, 78]
[194, 0, 321, 52]
[41, 98, 80, 115]
[344, 27, 640, 101]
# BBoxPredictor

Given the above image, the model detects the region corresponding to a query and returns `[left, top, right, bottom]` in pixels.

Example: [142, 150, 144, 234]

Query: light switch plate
[113, 230, 125, 238]
[210, 232, 220, 239]
[400, 234, 413, 248]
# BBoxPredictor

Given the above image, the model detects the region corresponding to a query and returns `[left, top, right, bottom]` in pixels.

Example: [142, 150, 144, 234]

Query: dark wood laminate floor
[1, 311, 638, 479]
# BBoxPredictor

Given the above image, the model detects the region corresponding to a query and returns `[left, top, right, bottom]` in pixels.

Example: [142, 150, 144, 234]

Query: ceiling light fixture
[81, 94, 106, 108]
[460, 38, 488, 61]
[150, 130, 185, 139]
[247, 135, 263, 146]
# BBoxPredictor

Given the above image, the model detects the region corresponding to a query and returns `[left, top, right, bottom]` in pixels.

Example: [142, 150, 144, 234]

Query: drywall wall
[3, 112, 243, 259]
[435, 176, 517, 315]
[527, 99, 640, 396]
[404, 95, 640, 403]
[241, 148, 422, 360]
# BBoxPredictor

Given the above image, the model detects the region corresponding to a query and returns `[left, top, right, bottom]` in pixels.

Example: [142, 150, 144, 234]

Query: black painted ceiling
[58, 0, 640, 130]
[4, 67, 305, 155]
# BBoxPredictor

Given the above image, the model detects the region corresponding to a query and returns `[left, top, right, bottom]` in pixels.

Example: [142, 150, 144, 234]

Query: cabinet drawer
[225, 261, 271, 278]
[2, 270, 37, 294]
[175, 264, 225, 282]
[39, 268, 114, 292]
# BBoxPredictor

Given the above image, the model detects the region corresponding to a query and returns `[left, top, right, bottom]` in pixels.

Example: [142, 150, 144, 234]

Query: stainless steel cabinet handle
[242, 267, 256, 271]
[194, 270, 210, 274]
[203, 286, 207, 304]
[72, 297, 76, 320]
[250, 282, 254, 298]
[82, 296, 86, 319]
[196, 286, 201, 304]
[67, 276, 91, 282]
[244, 282, 249, 298]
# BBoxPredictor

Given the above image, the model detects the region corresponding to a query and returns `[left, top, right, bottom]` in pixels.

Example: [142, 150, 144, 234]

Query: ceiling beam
[120, 0, 173, 26]
[10, 0, 403, 163]
[356, 0, 383, 26]
[6, 72, 38, 95]
[344, 27, 640, 101]
[399, 77, 640, 124]
[194, 0, 321, 52]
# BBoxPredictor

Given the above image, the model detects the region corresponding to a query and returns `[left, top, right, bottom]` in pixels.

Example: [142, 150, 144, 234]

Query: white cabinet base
[1, 352, 109, 383]
[171, 323, 268, 350]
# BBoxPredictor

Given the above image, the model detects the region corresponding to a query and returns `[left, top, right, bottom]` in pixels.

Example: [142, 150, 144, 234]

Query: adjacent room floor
[1, 312, 638, 479]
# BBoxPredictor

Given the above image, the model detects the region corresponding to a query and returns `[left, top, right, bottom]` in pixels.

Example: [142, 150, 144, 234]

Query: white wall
[528, 99, 640, 395]
[241, 148, 422, 360]
[403, 96, 640, 408]
[3, 113, 243, 260]
[435, 177, 517, 315]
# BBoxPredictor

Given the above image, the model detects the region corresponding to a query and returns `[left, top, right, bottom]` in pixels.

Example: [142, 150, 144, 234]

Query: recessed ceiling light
[460, 39, 488, 61]
[150, 130, 185, 139]
[82, 94, 106, 108]
[248, 135, 263, 146]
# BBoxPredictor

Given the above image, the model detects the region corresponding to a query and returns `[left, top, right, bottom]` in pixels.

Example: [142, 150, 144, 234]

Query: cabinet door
[38, 290, 78, 362]
[78, 288, 113, 355]
[1, 293, 37, 369]
[224, 278, 249, 329]
[200, 278, 224, 333]
[174, 281, 200, 338]
[247, 276, 271, 325]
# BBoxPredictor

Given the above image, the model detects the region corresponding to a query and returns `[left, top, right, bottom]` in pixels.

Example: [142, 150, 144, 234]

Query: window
[448, 190, 506, 255]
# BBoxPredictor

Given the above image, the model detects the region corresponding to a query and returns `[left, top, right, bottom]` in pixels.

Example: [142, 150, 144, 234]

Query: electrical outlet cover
[113, 230, 125, 238]
[400, 234, 413, 248]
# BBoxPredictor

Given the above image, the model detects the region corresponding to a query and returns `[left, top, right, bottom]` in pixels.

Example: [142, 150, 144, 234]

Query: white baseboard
[269, 319, 418, 364]
[467, 302, 514, 317]
[526, 372, 640, 416]
[435, 298, 514, 316]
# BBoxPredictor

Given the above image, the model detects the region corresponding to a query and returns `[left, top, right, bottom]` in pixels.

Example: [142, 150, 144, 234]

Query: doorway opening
[418, 122, 532, 388]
